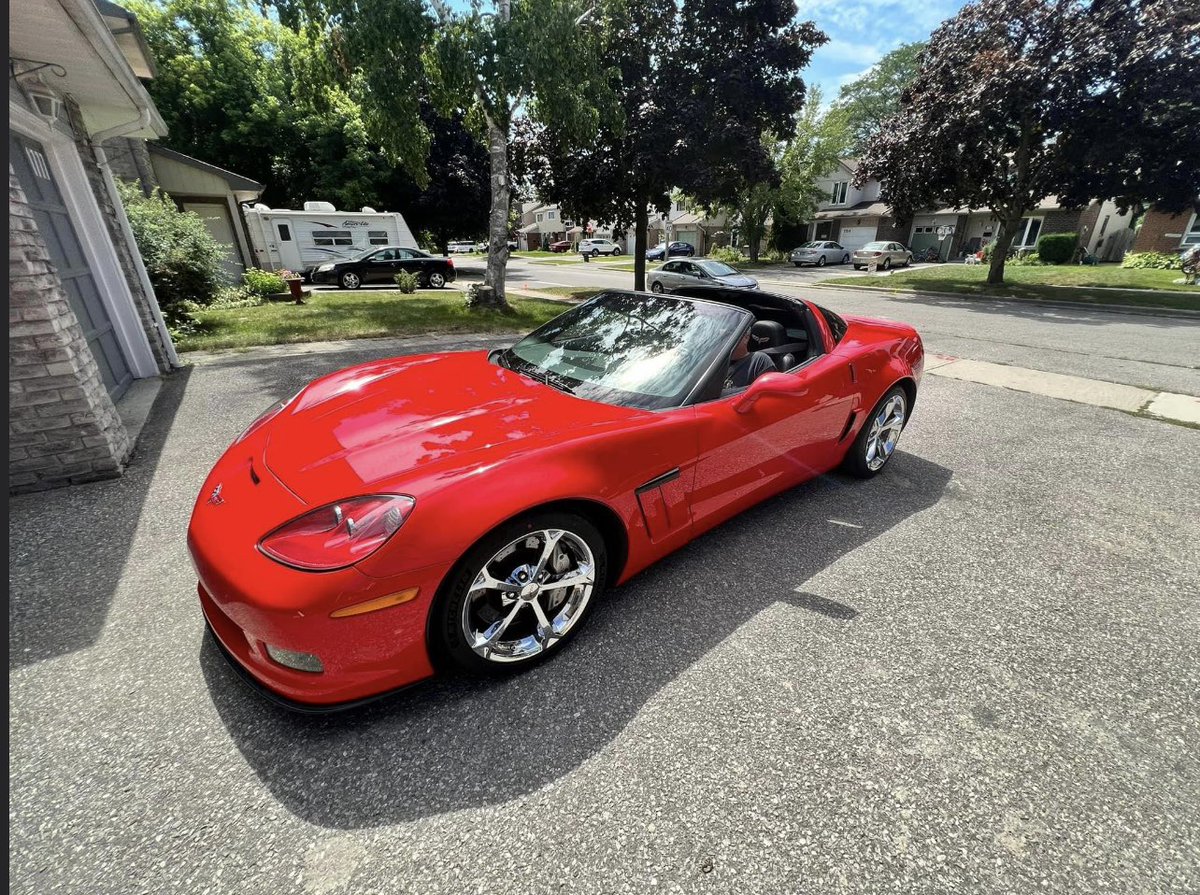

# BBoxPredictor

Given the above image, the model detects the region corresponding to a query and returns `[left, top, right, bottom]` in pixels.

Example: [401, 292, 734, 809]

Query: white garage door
[838, 225, 877, 253]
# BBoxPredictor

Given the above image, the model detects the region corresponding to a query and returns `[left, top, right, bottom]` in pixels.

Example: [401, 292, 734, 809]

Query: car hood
[714, 274, 757, 288]
[261, 351, 646, 503]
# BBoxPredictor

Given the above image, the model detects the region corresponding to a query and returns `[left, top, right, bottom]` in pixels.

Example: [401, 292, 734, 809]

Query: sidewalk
[925, 354, 1200, 426]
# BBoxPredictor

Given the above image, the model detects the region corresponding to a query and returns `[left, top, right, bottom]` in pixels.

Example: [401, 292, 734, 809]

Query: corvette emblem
[208, 483, 224, 506]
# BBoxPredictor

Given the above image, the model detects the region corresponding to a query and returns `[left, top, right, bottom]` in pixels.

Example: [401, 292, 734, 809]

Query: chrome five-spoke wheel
[438, 512, 607, 672]
[865, 392, 906, 471]
[843, 385, 909, 478]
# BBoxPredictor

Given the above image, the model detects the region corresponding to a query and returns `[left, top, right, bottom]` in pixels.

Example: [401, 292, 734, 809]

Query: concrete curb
[809, 281, 1200, 320]
[181, 332, 522, 366]
[926, 354, 1200, 425]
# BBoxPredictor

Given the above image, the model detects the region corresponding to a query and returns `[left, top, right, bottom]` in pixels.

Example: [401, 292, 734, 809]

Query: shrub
[1121, 251, 1181, 270]
[242, 268, 287, 297]
[393, 270, 419, 294]
[210, 286, 264, 309]
[114, 179, 228, 325]
[1009, 252, 1044, 266]
[709, 246, 743, 264]
[1036, 232, 1077, 265]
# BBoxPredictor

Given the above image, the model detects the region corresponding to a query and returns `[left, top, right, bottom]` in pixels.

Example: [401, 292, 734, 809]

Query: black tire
[905, 255, 914, 267]
[428, 271, 446, 288]
[853, 265, 862, 271]
[612, 248, 621, 256]
[882, 257, 892, 271]
[842, 255, 850, 264]
[794, 262, 803, 268]
[650, 281, 665, 293]
[340, 271, 362, 290]
[432, 511, 608, 675]
[842, 385, 909, 479]
[816, 255, 826, 267]
[590, 249, 599, 258]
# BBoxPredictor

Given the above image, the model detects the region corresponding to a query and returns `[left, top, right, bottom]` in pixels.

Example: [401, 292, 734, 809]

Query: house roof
[813, 200, 889, 220]
[147, 145, 264, 193]
[10, 0, 168, 138]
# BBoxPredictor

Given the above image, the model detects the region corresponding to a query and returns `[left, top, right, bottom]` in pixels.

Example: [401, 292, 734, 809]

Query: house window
[1097, 215, 1110, 238]
[536, 213, 544, 223]
[313, 229, 353, 246]
[547, 210, 557, 220]
[1010, 217, 1044, 247]
[830, 182, 849, 205]
[277, 223, 292, 242]
[368, 230, 389, 245]
[1183, 214, 1200, 247]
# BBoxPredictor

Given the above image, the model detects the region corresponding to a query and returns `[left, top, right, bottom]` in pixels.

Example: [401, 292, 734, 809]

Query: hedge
[1036, 232, 1077, 265]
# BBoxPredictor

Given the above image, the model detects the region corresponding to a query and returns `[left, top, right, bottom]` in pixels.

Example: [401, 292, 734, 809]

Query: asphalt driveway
[10, 334, 1199, 894]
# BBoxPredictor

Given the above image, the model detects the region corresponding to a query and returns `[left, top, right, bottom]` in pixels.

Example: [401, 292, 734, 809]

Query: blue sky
[798, 0, 968, 105]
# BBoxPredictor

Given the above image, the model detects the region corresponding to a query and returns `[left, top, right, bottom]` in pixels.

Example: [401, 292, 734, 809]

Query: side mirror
[733, 371, 807, 413]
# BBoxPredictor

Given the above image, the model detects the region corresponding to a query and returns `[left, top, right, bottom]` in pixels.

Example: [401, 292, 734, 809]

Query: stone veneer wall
[62, 98, 173, 372]
[9, 167, 132, 492]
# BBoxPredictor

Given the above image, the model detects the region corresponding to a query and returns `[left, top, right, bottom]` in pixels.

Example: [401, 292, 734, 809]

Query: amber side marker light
[330, 587, 419, 618]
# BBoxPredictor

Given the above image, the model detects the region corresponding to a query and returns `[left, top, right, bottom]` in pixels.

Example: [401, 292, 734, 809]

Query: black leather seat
[749, 320, 802, 371]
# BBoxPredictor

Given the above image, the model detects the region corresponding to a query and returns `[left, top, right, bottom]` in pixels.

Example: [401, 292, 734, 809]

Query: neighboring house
[145, 145, 265, 283]
[662, 198, 732, 255]
[517, 203, 580, 250]
[804, 159, 910, 253]
[10, 0, 177, 493]
[804, 159, 1136, 262]
[1131, 203, 1200, 256]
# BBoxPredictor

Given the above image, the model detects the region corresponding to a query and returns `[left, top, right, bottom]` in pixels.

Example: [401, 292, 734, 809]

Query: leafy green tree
[520, 0, 824, 288]
[131, 0, 490, 244]
[114, 179, 228, 327]
[832, 42, 925, 155]
[859, 0, 1200, 286]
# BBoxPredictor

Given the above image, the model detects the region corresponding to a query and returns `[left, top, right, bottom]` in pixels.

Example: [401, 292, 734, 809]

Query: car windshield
[502, 292, 748, 410]
[863, 242, 890, 250]
[695, 260, 738, 276]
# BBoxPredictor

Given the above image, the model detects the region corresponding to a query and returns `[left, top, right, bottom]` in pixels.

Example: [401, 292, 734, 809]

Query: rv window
[277, 224, 292, 241]
[313, 230, 353, 246]
[368, 230, 388, 245]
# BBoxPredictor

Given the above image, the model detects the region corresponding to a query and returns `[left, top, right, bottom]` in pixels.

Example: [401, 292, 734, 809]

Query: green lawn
[827, 264, 1200, 310]
[176, 289, 568, 352]
[522, 286, 606, 301]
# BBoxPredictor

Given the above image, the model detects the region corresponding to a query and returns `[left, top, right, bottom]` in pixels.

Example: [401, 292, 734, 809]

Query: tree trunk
[481, 116, 512, 311]
[986, 218, 1018, 286]
[633, 200, 649, 292]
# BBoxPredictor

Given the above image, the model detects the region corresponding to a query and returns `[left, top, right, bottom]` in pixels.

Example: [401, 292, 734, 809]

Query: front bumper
[311, 268, 338, 285]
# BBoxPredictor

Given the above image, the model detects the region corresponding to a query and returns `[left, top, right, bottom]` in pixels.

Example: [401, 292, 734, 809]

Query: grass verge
[826, 264, 1199, 311]
[176, 290, 567, 352]
[518, 286, 606, 301]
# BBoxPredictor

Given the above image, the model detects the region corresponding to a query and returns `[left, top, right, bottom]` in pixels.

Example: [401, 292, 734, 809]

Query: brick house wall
[101, 136, 157, 196]
[875, 216, 910, 244]
[63, 98, 174, 372]
[9, 168, 133, 492]
[1040, 207, 1084, 237]
[1132, 207, 1195, 253]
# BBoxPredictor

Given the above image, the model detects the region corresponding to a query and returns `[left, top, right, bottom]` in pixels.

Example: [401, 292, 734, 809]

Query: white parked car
[447, 241, 476, 253]
[578, 238, 622, 257]
[790, 241, 850, 267]
[647, 259, 758, 292]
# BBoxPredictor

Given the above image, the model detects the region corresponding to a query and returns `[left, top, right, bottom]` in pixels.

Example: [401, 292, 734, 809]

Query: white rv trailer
[242, 201, 419, 274]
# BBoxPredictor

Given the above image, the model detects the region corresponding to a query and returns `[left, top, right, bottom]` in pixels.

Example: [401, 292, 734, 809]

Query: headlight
[317, 263, 335, 272]
[259, 495, 416, 571]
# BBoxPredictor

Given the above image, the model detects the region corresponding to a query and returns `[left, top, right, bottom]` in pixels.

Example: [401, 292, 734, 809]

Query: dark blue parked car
[645, 241, 696, 260]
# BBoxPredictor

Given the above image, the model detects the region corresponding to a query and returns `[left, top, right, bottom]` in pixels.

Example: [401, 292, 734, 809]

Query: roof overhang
[813, 202, 890, 220]
[10, 0, 167, 139]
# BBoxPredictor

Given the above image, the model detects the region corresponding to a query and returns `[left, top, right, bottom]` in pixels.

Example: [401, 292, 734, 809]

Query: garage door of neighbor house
[183, 201, 244, 284]
[10, 132, 132, 400]
[837, 226, 877, 253]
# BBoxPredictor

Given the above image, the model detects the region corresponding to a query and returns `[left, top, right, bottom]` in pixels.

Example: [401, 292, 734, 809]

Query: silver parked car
[647, 258, 758, 293]
[851, 241, 913, 270]
[790, 241, 849, 267]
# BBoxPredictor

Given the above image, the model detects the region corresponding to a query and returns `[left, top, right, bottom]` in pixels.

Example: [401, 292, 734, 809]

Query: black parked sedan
[311, 246, 457, 289]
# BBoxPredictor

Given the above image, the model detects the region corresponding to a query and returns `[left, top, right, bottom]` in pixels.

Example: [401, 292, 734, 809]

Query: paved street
[10, 297, 1200, 893]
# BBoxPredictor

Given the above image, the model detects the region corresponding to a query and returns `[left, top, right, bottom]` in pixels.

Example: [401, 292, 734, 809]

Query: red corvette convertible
[188, 287, 923, 710]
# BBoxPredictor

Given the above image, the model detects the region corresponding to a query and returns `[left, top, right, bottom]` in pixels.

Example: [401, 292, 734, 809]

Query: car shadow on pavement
[203, 451, 952, 828]
[878, 290, 1200, 329]
[8, 367, 192, 670]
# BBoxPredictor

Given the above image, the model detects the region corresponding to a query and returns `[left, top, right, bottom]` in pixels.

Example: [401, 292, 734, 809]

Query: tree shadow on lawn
[203, 451, 953, 829]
